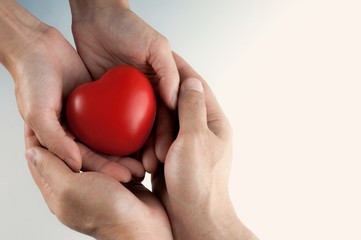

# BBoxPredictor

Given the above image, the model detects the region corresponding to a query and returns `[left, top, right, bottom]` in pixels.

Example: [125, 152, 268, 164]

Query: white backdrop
[1, 0, 360, 239]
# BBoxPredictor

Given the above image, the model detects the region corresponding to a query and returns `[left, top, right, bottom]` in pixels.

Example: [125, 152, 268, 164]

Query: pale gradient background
[1, 0, 360, 239]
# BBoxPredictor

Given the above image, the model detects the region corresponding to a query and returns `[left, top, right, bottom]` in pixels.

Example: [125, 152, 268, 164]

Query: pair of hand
[3, 0, 177, 176]
[26, 54, 254, 240]
[1, 1, 256, 239]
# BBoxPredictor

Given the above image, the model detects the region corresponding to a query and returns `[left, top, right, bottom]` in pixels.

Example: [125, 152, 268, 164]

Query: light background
[1, 0, 360, 239]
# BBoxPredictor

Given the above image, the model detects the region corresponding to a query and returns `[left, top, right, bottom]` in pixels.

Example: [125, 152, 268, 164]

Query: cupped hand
[6, 20, 144, 181]
[70, 1, 179, 168]
[10, 25, 90, 171]
[70, 2, 179, 109]
[25, 125, 172, 240]
[152, 53, 257, 240]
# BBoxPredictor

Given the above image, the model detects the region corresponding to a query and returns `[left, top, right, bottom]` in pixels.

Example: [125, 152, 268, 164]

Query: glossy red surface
[66, 66, 156, 155]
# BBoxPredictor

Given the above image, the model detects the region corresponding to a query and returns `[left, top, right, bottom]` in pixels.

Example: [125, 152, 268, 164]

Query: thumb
[26, 147, 73, 189]
[178, 78, 207, 133]
[28, 111, 81, 172]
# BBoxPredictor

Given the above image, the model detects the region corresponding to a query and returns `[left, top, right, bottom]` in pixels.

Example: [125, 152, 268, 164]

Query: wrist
[0, 1, 48, 68]
[94, 225, 129, 240]
[69, 0, 129, 21]
[95, 223, 172, 240]
[171, 197, 257, 240]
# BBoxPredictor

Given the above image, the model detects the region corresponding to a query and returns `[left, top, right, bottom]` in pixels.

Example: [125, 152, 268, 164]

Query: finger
[151, 164, 170, 211]
[91, 150, 145, 181]
[173, 52, 231, 139]
[155, 100, 175, 162]
[148, 38, 180, 109]
[116, 158, 145, 182]
[78, 143, 132, 183]
[25, 146, 73, 192]
[142, 134, 158, 173]
[178, 78, 207, 133]
[28, 111, 81, 171]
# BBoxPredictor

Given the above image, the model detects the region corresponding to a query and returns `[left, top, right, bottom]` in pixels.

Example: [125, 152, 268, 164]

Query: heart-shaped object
[66, 66, 156, 155]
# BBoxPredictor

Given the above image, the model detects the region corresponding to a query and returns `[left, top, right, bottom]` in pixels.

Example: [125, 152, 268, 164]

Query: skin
[26, 53, 258, 240]
[69, 0, 179, 108]
[25, 125, 173, 240]
[69, 0, 179, 168]
[1, 0, 178, 175]
[0, 1, 144, 181]
[152, 53, 258, 240]
[2, 1, 257, 238]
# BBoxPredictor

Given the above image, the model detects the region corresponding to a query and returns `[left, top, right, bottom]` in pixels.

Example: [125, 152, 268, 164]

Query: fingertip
[178, 78, 207, 132]
[61, 138, 82, 172]
[149, 40, 179, 109]
[142, 146, 158, 174]
[31, 117, 82, 172]
[110, 166, 133, 183]
[141, 135, 158, 174]
[155, 137, 171, 163]
[116, 157, 145, 180]
[66, 158, 81, 173]
[119, 170, 132, 183]
[25, 146, 46, 170]
[170, 75, 180, 110]
[25, 148, 38, 169]
[171, 88, 179, 110]
[96, 160, 133, 183]
[160, 82, 179, 110]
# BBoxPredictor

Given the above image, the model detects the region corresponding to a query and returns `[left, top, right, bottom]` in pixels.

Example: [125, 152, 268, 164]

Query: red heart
[66, 66, 156, 155]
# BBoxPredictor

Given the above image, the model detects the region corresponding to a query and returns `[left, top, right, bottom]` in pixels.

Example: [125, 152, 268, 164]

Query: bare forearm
[69, 0, 129, 20]
[0, 0, 46, 70]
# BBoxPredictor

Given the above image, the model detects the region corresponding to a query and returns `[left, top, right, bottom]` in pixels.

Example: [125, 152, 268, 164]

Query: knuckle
[23, 106, 38, 124]
[156, 35, 170, 47]
[181, 126, 207, 141]
[23, 106, 50, 131]
[222, 117, 233, 138]
[151, 35, 171, 56]
[182, 93, 204, 109]
[40, 136, 58, 153]
[42, 26, 63, 42]
[57, 180, 73, 201]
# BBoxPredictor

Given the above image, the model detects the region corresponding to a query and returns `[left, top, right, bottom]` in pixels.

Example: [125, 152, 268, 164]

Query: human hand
[69, 0, 179, 109]
[0, 2, 144, 181]
[152, 53, 257, 240]
[69, 0, 179, 167]
[25, 126, 172, 240]
[0, 1, 90, 171]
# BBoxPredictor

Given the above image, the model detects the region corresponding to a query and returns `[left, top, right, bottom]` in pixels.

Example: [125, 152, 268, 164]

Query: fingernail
[25, 149, 36, 166]
[182, 78, 204, 93]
